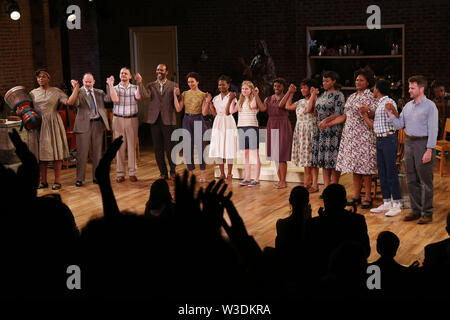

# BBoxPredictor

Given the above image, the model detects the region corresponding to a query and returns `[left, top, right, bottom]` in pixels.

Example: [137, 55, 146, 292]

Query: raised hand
[288, 84, 297, 94]
[174, 170, 201, 221]
[95, 136, 123, 218]
[70, 80, 79, 89]
[173, 87, 180, 96]
[106, 76, 115, 87]
[229, 91, 237, 101]
[134, 73, 142, 83]
[253, 87, 259, 96]
[221, 197, 249, 243]
[198, 179, 232, 232]
[8, 128, 39, 195]
[205, 92, 212, 103]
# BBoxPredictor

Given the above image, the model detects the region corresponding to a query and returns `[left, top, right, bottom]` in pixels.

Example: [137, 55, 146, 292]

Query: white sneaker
[370, 203, 392, 213]
[385, 203, 402, 217]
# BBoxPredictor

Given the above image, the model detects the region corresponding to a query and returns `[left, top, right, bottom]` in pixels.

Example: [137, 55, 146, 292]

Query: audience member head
[145, 179, 172, 217]
[446, 212, 450, 236]
[289, 186, 310, 219]
[376, 231, 400, 259]
[322, 70, 341, 91]
[322, 184, 347, 211]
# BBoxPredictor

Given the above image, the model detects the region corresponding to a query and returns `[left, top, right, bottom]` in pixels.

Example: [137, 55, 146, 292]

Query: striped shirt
[113, 83, 138, 116]
[237, 99, 258, 127]
[374, 95, 397, 134]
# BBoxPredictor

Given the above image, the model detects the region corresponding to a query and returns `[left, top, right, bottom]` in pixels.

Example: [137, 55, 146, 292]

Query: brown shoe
[417, 216, 432, 224]
[160, 174, 168, 180]
[129, 175, 138, 182]
[403, 213, 420, 222]
[116, 176, 125, 183]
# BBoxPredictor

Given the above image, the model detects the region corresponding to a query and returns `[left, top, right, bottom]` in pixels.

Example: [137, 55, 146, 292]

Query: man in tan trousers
[107, 67, 141, 182]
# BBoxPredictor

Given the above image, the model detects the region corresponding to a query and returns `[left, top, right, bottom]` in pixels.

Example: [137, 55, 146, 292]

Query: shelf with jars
[306, 25, 405, 99]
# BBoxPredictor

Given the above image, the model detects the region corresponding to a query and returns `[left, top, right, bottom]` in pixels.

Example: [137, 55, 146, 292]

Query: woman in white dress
[208, 75, 239, 180]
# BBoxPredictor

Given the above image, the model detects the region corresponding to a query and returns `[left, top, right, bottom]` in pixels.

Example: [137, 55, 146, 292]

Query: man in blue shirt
[386, 75, 438, 224]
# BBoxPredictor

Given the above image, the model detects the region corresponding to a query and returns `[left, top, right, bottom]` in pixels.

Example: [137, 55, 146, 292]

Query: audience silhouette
[0, 130, 448, 303]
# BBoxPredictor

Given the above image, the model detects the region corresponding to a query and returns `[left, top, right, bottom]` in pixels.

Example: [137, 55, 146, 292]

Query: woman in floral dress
[279, 79, 317, 192]
[322, 68, 377, 209]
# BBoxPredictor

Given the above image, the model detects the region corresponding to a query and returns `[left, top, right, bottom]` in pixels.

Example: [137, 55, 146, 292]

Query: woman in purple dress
[260, 78, 293, 188]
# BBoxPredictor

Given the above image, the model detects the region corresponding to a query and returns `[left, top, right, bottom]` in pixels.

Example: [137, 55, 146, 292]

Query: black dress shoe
[361, 199, 373, 209]
[75, 181, 83, 187]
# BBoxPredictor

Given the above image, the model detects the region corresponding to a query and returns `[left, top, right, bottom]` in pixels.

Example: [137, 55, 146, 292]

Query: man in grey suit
[136, 64, 178, 180]
[72, 73, 111, 186]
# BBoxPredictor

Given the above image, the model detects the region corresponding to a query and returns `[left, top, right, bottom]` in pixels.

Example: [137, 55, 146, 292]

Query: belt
[406, 134, 428, 141]
[185, 113, 201, 116]
[376, 131, 396, 137]
[114, 114, 138, 118]
[90, 117, 102, 121]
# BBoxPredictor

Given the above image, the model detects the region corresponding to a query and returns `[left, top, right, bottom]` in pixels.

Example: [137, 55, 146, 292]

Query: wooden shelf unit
[306, 25, 405, 98]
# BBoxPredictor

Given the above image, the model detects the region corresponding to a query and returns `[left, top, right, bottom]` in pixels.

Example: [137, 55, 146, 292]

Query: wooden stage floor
[39, 149, 450, 266]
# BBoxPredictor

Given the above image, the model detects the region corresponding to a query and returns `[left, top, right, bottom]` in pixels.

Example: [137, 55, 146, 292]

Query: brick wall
[0, 0, 34, 96]
[89, 0, 448, 95]
[0, 0, 64, 99]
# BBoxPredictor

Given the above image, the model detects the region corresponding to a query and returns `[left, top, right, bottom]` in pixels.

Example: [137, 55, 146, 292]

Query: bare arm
[173, 88, 184, 112]
[281, 84, 297, 110]
[227, 92, 238, 115]
[260, 97, 268, 112]
[209, 101, 217, 116]
[202, 93, 211, 116]
[253, 87, 264, 110]
[105, 76, 119, 103]
[66, 80, 80, 106]
[136, 76, 151, 100]
[305, 87, 319, 114]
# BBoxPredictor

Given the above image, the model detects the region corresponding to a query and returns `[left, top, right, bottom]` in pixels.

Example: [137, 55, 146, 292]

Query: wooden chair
[396, 128, 406, 172]
[436, 118, 450, 176]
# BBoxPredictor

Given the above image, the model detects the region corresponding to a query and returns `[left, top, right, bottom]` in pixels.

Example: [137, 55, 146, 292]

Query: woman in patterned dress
[29, 69, 79, 190]
[260, 78, 292, 188]
[279, 79, 317, 192]
[322, 68, 377, 209]
[310, 71, 345, 190]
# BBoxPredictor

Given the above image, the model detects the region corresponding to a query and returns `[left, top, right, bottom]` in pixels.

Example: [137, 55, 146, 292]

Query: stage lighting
[6, 0, 20, 21]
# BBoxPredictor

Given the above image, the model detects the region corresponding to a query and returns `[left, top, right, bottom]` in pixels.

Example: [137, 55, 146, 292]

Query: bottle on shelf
[343, 45, 347, 55]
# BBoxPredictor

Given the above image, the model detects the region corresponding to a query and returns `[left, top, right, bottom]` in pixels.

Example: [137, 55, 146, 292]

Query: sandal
[361, 199, 373, 209]
[38, 182, 48, 189]
[274, 183, 287, 189]
[347, 197, 362, 206]
[226, 174, 233, 180]
[52, 182, 62, 190]
[308, 186, 319, 193]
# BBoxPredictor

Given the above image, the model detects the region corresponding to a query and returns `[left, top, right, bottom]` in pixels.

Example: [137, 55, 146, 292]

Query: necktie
[88, 90, 97, 116]
[160, 82, 164, 94]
